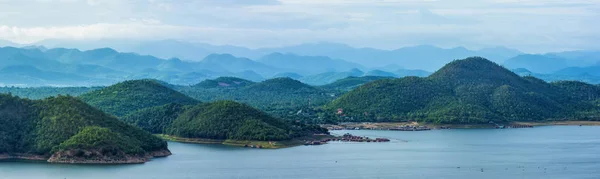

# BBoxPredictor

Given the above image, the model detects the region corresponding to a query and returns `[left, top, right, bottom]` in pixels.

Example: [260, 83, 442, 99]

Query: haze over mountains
[31, 39, 524, 70]
[1, 39, 600, 86]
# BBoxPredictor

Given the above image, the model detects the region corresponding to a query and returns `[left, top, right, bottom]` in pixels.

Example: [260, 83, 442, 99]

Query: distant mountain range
[29, 39, 524, 70]
[2, 39, 600, 86]
[0, 46, 429, 87]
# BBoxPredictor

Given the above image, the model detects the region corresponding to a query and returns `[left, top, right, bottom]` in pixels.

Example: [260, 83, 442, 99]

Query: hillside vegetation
[179, 77, 335, 110]
[122, 103, 191, 134]
[167, 101, 292, 141]
[320, 76, 394, 91]
[328, 57, 600, 123]
[0, 94, 169, 163]
[79, 79, 199, 117]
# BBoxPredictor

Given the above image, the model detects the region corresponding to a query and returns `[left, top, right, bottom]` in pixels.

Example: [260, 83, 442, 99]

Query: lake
[1, 126, 599, 179]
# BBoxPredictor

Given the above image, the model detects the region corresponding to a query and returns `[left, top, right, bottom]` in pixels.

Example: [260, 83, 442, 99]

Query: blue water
[1, 126, 599, 179]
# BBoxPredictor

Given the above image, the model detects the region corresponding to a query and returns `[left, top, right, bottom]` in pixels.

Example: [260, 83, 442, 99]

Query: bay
[1, 126, 599, 179]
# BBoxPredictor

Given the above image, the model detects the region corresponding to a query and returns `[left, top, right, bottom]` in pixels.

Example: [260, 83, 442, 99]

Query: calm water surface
[1, 126, 599, 179]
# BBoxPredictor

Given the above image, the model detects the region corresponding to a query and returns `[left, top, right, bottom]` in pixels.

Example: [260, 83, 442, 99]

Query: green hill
[246, 77, 316, 92]
[79, 79, 199, 117]
[320, 76, 394, 91]
[122, 101, 327, 149]
[193, 77, 254, 88]
[328, 57, 600, 123]
[167, 101, 293, 141]
[0, 94, 169, 163]
[180, 77, 335, 111]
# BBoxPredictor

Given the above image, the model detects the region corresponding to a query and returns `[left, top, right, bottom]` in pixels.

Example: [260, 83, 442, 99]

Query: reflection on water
[1, 126, 599, 179]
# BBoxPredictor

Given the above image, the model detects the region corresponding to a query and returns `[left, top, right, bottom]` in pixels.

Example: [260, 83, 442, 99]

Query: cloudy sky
[0, 0, 599, 53]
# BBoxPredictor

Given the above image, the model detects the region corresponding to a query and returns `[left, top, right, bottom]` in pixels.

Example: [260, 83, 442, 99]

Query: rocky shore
[2, 149, 171, 164]
[0, 153, 47, 161]
[47, 149, 172, 164]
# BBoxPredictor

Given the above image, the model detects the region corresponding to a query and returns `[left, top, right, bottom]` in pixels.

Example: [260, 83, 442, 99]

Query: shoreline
[0, 149, 171, 164]
[158, 134, 333, 149]
[324, 121, 600, 130]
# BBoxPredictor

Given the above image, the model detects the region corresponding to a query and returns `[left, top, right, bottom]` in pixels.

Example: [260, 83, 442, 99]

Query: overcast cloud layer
[0, 0, 599, 53]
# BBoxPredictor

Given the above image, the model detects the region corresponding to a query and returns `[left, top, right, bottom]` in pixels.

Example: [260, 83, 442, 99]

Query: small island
[124, 100, 332, 149]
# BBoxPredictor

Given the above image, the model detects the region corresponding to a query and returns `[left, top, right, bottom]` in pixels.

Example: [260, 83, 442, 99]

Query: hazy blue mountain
[200, 54, 278, 76]
[554, 66, 600, 77]
[0, 47, 78, 74]
[122, 40, 214, 61]
[300, 68, 364, 85]
[43, 47, 164, 72]
[549, 50, 600, 65]
[364, 70, 397, 77]
[504, 51, 600, 74]
[476, 46, 524, 62]
[157, 58, 198, 73]
[503, 54, 571, 73]
[33, 39, 524, 71]
[259, 43, 523, 70]
[0, 65, 93, 86]
[395, 69, 432, 77]
[511, 67, 600, 84]
[258, 53, 364, 75]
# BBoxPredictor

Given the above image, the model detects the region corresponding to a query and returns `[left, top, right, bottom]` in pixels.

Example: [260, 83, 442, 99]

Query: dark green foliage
[193, 77, 254, 88]
[79, 79, 199, 117]
[0, 94, 167, 156]
[178, 77, 335, 111]
[167, 101, 294, 141]
[57, 126, 144, 155]
[328, 57, 600, 123]
[122, 103, 191, 134]
[0, 86, 101, 100]
[0, 95, 37, 154]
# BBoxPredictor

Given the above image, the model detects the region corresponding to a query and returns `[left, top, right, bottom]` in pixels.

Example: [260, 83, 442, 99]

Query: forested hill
[178, 77, 335, 110]
[328, 57, 600, 123]
[79, 79, 199, 117]
[0, 94, 169, 163]
[166, 101, 324, 141]
[193, 77, 254, 88]
[320, 76, 394, 91]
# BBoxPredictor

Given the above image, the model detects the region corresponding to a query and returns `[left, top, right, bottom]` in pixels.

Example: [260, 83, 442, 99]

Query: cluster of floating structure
[304, 133, 390, 145]
[243, 144, 263, 148]
[389, 125, 432, 131]
[495, 124, 534, 129]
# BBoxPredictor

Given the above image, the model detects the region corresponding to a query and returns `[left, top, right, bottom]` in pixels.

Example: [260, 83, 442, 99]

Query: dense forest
[0, 94, 169, 162]
[79, 79, 199, 117]
[122, 103, 192, 134]
[328, 57, 600, 123]
[176, 77, 337, 113]
[166, 101, 326, 141]
[320, 76, 394, 91]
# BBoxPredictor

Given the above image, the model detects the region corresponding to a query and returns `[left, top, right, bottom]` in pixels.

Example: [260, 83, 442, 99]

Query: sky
[0, 0, 599, 53]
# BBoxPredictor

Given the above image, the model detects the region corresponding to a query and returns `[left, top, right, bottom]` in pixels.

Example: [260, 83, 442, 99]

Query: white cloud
[0, 0, 598, 52]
